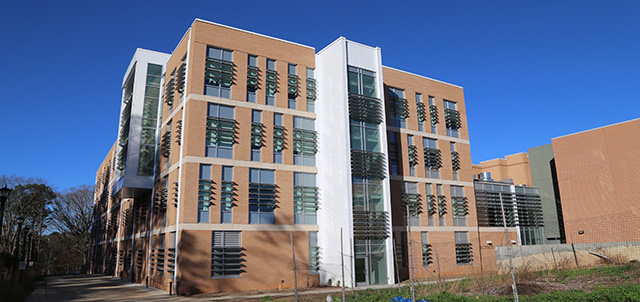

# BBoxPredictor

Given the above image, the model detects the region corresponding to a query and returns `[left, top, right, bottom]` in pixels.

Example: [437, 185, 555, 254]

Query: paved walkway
[26, 275, 192, 302]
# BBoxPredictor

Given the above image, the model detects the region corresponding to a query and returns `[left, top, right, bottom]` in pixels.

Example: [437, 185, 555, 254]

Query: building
[474, 118, 640, 245]
[472, 153, 532, 186]
[90, 19, 514, 295]
[473, 174, 544, 245]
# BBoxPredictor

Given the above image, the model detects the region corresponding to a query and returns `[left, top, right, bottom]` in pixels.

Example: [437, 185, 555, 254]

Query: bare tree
[48, 185, 94, 269]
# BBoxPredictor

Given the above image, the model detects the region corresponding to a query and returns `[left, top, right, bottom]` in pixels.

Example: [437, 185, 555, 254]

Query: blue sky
[0, 1, 638, 190]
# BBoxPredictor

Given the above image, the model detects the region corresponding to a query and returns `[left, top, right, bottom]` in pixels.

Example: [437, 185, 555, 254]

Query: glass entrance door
[355, 257, 368, 286]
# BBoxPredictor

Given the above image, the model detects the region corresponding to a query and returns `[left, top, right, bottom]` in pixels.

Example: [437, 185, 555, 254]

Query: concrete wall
[495, 241, 640, 272]
[528, 144, 565, 243]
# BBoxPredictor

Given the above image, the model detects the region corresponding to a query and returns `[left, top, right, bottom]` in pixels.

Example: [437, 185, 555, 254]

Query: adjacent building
[90, 19, 515, 295]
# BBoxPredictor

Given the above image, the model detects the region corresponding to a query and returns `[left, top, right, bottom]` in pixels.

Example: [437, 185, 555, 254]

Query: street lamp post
[14, 216, 24, 257]
[0, 186, 12, 240]
[21, 227, 30, 262]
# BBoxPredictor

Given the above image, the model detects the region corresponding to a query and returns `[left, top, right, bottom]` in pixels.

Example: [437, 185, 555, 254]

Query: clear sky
[0, 1, 638, 190]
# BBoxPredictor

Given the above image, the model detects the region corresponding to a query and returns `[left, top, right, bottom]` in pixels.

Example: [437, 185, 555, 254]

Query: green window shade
[175, 62, 186, 94]
[437, 195, 447, 216]
[247, 65, 259, 90]
[452, 196, 469, 218]
[205, 57, 234, 87]
[416, 102, 427, 124]
[408, 145, 419, 166]
[424, 148, 442, 170]
[294, 186, 319, 214]
[430, 105, 439, 126]
[206, 117, 236, 148]
[251, 123, 264, 148]
[306, 78, 316, 100]
[164, 77, 175, 106]
[402, 193, 422, 216]
[352, 210, 390, 239]
[248, 183, 277, 209]
[198, 180, 211, 211]
[161, 130, 171, 158]
[348, 93, 383, 124]
[455, 243, 473, 264]
[350, 150, 387, 180]
[266, 70, 277, 97]
[445, 109, 462, 129]
[273, 125, 285, 152]
[221, 181, 234, 212]
[288, 74, 298, 97]
[389, 95, 409, 119]
[426, 194, 437, 216]
[293, 129, 317, 155]
[451, 151, 461, 171]
[154, 188, 168, 213]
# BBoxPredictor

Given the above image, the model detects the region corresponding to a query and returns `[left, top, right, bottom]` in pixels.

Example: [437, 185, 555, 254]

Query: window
[206, 104, 235, 159]
[247, 55, 258, 103]
[437, 184, 446, 226]
[407, 135, 416, 176]
[293, 117, 317, 166]
[429, 96, 437, 133]
[352, 177, 384, 212]
[168, 232, 176, 277]
[306, 68, 316, 112]
[388, 132, 399, 175]
[416, 93, 424, 132]
[211, 231, 242, 278]
[205, 46, 233, 98]
[403, 182, 420, 226]
[451, 142, 459, 180]
[426, 183, 435, 226]
[251, 110, 262, 161]
[388, 86, 407, 128]
[421, 232, 432, 267]
[288, 97, 296, 109]
[198, 164, 211, 223]
[423, 138, 441, 178]
[249, 168, 276, 224]
[309, 232, 320, 274]
[138, 63, 162, 176]
[350, 120, 380, 152]
[294, 172, 318, 224]
[451, 186, 467, 226]
[347, 66, 376, 97]
[455, 232, 472, 264]
[273, 113, 284, 164]
[266, 59, 276, 106]
[444, 100, 460, 138]
[221, 166, 233, 223]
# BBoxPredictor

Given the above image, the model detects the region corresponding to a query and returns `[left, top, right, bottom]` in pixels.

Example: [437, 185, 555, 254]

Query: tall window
[273, 113, 284, 164]
[288, 64, 297, 109]
[211, 231, 242, 278]
[352, 176, 384, 212]
[306, 68, 316, 112]
[347, 66, 376, 97]
[249, 168, 276, 224]
[423, 138, 440, 178]
[293, 117, 316, 166]
[426, 183, 435, 226]
[198, 164, 211, 223]
[403, 182, 420, 226]
[139, 63, 162, 175]
[294, 172, 318, 224]
[309, 231, 320, 274]
[444, 100, 460, 138]
[416, 93, 424, 132]
[429, 96, 437, 133]
[251, 110, 262, 161]
[388, 132, 399, 175]
[437, 184, 446, 226]
[205, 46, 233, 98]
[451, 142, 459, 180]
[421, 232, 433, 267]
[221, 166, 233, 223]
[350, 120, 380, 152]
[407, 134, 416, 176]
[247, 55, 258, 103]
[388, 86, 407, 128]
[455, 232, 472, 264]
[451, 185, 467, 226]
[206, 104, 235, 159]
[266, 59, 276, 106]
